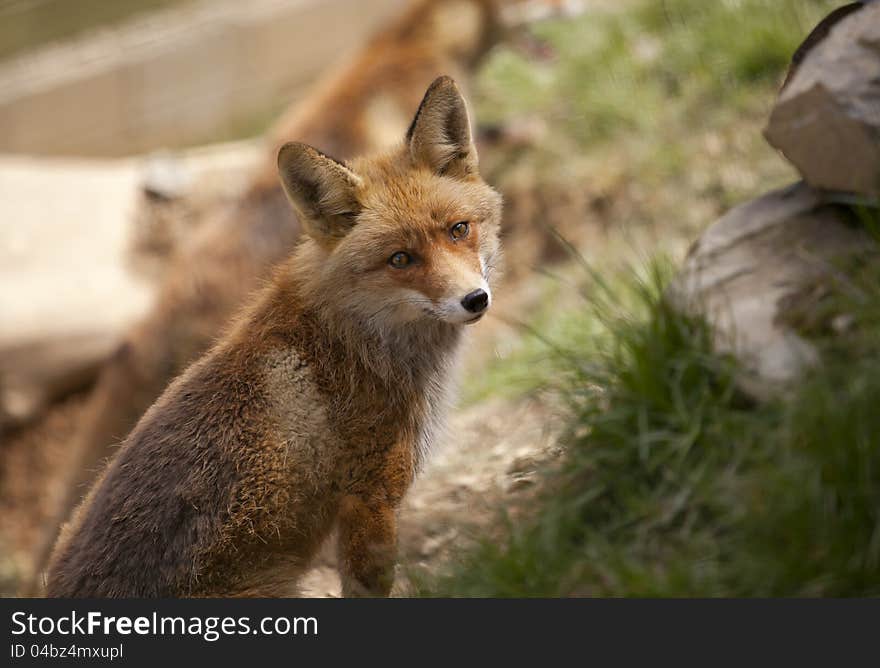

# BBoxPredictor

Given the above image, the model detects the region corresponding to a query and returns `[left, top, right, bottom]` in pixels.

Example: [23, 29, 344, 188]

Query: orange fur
[46, 77, 502, 598]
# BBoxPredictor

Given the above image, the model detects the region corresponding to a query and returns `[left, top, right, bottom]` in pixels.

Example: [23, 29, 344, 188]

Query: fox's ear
[277, 142, 362, 242]
[407, 76, 478, 179]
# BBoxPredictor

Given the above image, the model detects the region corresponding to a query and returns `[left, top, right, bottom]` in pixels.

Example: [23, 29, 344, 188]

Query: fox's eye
[389, 251, 412, 268]
[450, 221, 469, 240]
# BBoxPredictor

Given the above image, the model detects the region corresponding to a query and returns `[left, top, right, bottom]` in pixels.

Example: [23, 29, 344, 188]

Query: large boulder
[765, 1, 880, 197]
[669, 182, 874, 400]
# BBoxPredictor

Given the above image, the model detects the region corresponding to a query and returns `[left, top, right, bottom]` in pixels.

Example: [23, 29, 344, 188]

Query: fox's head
[278, 76, 502, 334]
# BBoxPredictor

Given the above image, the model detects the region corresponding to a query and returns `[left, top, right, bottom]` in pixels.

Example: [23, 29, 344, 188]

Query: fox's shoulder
[262, 346, 329, 422]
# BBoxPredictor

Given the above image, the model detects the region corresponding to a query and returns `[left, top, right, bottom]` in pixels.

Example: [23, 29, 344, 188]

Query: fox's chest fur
[228, 315, 462, 596]
[266, 340, 456, 489]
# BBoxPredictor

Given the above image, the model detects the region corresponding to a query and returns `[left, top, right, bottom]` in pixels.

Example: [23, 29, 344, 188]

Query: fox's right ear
[277, 142, 362, 243]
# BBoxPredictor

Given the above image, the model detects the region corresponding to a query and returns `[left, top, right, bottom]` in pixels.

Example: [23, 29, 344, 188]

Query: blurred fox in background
[20, 0, 560, 594]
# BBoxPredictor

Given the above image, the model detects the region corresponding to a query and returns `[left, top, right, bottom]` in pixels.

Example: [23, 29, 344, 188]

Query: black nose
[461, 289, 489, 314]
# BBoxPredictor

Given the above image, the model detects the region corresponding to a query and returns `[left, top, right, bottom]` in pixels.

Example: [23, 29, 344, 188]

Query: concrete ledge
[0, 0, 400, 156]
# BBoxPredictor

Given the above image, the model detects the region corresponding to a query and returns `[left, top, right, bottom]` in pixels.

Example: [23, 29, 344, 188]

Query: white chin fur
[440, 310, 483, 325]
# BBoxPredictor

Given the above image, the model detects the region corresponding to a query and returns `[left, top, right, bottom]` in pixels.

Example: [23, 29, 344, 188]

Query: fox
[20, 0, 507, 595]
[45, 76, 502, 597]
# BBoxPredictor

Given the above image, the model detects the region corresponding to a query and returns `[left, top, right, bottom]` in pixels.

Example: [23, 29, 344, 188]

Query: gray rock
[669, 183, 872, 400]
[765, 2, 880, 197]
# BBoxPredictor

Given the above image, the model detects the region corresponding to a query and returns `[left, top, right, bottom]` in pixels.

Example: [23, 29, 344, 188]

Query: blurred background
[2, 0, 878, 597]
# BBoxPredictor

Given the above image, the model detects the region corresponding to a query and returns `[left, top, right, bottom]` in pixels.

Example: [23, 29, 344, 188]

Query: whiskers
[323, 293, 461, 387]
[482, 250, 502, 283]
[360, 296, 437, 324]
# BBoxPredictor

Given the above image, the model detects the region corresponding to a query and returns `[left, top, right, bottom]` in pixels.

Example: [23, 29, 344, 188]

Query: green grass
[419, 259, 754, 596]
[417, 207, 880, 597]
[478, 0, 839, 144]
[474, 0, 843, 236]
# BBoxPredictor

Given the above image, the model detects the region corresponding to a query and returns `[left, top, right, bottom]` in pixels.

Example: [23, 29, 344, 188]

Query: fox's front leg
[337, 441, 413, 597]
[336, 495, 398, 597]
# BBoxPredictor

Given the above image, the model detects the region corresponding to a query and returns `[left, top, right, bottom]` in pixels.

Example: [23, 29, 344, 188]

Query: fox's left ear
[407, 76, 478, 179]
